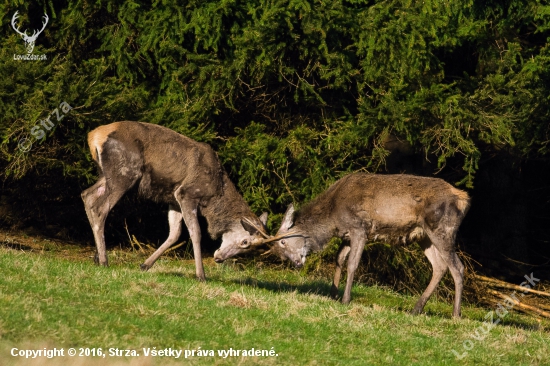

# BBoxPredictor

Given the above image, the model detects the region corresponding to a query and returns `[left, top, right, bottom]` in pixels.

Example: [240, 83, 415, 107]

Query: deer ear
[259, 212, 268, 226]
[241, 218, 259, 235]
[280, 203, 295, 232]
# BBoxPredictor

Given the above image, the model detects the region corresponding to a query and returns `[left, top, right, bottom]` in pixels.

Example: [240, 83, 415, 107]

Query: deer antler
[241, 217, 305, 247]
[34, 13, 49, 39]
[260, 230, 306, 244]
[27, 13, 49, 41]
[242, 217, 270, 239]
[11, 11, 28, 38]
[11, 12, 48, 41]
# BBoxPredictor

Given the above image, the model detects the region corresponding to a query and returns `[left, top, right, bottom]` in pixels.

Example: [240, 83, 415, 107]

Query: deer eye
[242, 239, 248, 245]
[280, 239, 286, 245]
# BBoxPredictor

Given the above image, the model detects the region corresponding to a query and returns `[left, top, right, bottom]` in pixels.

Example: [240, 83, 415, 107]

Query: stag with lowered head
[258, 173, 470, 317]
[81, 121, 269, 281]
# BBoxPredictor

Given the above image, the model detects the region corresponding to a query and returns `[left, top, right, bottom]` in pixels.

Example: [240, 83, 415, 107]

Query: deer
[241, 173, 470, 317]
[81, 121, 270, 281]
[11, 11, 49, 54]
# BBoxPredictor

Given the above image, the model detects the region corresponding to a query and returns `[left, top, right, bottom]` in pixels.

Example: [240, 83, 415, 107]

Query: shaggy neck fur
[291, 177, 353, 252]
[200, 172, 256, 238]
[293, 206, 337, 252]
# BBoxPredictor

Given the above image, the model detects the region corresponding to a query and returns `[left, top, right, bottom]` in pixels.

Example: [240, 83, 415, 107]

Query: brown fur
[275, 173, 470, 317]
[81, 121, 266, 280]
[450, 186, 471, 214]
[87, 122, 121, 162]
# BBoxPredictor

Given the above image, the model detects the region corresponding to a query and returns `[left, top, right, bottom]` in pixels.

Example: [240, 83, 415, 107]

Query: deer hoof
[140, 263, 151, 272]
[94, 253, 108, 266]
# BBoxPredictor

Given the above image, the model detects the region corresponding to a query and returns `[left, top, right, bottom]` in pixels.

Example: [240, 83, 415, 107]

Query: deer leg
[81, 176, 127, 266]
[412, 238, 448, 315]
[83, 138, 141, 266]
[342, 232, 366, 304]
[140, 205, 183, 271]
[331, 245, 351, 299]
[427, 232, 464, 318]
[177, 197, 205, 282]
[443, 250, 464, 318]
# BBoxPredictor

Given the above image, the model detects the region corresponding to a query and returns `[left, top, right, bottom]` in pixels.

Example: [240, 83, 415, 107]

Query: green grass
[0, 238, 548, 365]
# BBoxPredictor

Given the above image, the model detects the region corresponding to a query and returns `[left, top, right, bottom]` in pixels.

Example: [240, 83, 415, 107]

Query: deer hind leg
[331, 245, 351, 299]
[412, 237, 448, 315]
[81, 176, 129, 266]
[342, 231, 366, 304]
[140, 205, 183, 271]
[82, 139, 141, 266]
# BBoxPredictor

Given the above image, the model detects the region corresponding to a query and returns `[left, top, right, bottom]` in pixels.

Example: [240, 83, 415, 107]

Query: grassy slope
[0, 235, 548, 366]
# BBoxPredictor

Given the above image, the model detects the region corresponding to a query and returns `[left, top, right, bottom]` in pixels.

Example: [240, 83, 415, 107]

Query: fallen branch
[534, 302, 550, 312]
[482, 297, 544, 319]
[487, 289, 550, 318]
[475, 275, 550, 297]
[124, 221, 145, 253]
[164, 241, 186, 254]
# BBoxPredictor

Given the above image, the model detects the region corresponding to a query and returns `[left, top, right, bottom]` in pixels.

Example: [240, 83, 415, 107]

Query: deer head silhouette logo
[11, 11, 49, 54]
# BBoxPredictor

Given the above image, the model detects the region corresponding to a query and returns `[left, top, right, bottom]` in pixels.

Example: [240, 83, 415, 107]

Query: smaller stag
[11, 11, 49, 54]
[82, 122, 269, 280]
[263, 173, 470, 317]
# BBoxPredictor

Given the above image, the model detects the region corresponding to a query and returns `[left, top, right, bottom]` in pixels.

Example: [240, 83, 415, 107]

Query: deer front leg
[341, 231, 366, 304]
[331, 245, 351, 299]
[412, 239, 448, 315]
[141, 205, 183, 271]
[427, 230, 464, 318]
[178, 198, 205, 282]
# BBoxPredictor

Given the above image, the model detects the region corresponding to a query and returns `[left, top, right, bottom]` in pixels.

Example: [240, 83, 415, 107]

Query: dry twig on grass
[476, 275, 550, 319]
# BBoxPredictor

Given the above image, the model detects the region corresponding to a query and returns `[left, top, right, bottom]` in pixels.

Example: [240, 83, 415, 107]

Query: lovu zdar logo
[11, 11, 48, 60]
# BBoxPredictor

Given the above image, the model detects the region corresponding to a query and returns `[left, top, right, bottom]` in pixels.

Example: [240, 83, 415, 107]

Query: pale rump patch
[450, 187, 470, 214]
[88, 122, 122, 162]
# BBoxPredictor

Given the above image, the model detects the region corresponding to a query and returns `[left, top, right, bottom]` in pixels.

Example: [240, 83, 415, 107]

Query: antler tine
[260, 230, 304, 244]
[39, 13, 49, 33]
[30, 13, 49, 40]
[241, 217, 304, 246]
[11, 11, 27, 37]
[260, 249, 272, 256]
[242, 217, 270, 239]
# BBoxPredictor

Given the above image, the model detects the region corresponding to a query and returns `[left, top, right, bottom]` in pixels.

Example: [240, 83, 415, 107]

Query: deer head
[11, 11, 49, 54]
